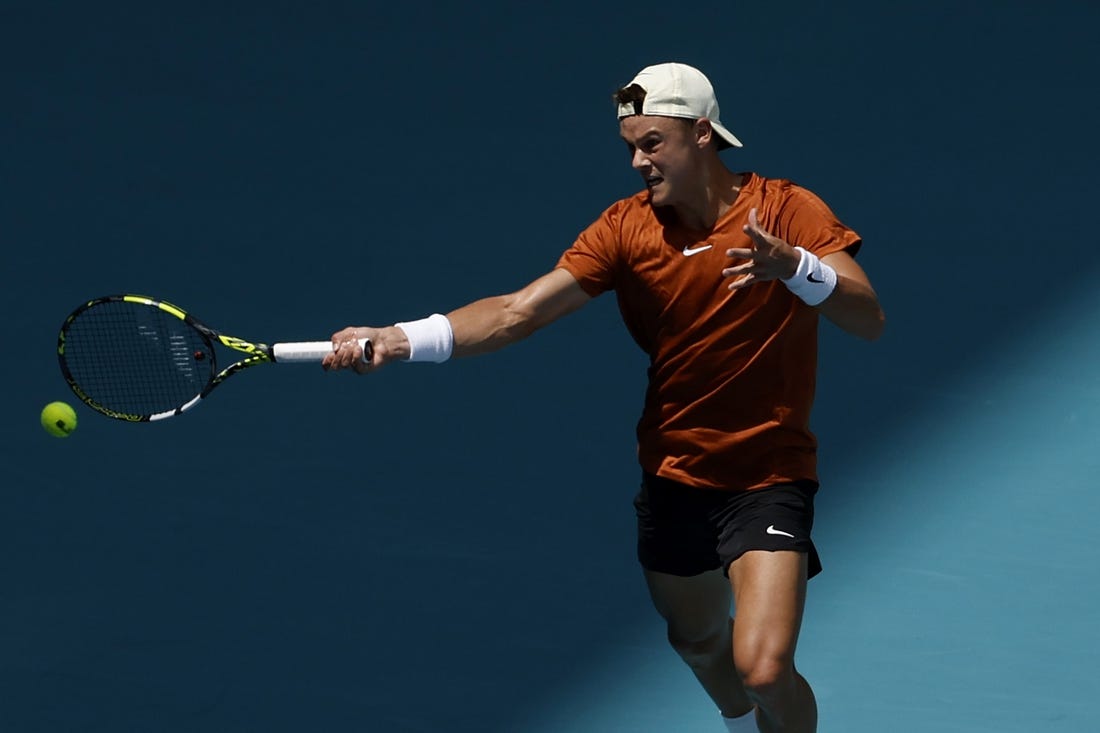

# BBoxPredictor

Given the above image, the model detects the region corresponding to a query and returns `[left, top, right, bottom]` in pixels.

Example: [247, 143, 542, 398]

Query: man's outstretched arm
[322, 268, 591, 373]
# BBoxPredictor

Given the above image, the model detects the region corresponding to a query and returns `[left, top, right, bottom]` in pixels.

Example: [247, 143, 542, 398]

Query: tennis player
[324, 62, 884, 733]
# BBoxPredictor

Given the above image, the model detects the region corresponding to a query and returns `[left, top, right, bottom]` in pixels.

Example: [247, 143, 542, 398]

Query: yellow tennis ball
[41, 401, 77, 438]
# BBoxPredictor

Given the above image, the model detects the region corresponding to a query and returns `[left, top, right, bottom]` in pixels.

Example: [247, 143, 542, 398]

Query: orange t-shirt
[556, 172, 861, 491]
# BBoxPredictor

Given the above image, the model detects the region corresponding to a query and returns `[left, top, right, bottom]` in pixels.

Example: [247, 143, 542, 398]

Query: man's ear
[694, 118, 715, 148]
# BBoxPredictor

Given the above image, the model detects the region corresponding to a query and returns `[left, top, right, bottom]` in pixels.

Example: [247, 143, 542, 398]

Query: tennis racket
[57, 294, 370, 422]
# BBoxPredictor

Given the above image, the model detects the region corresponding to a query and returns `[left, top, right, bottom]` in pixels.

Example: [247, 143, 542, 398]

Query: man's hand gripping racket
[323, 326, 385, 375]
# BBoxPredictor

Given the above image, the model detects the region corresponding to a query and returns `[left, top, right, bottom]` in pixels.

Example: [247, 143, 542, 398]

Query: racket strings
[61, 301, 213, 417]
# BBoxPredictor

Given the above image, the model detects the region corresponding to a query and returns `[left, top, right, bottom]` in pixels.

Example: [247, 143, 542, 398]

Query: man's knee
[735, 652, 794, 703]
[666, 622, 730, 669]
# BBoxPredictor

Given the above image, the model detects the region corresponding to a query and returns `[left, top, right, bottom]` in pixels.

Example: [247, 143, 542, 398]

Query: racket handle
[273, 338, 372, 363]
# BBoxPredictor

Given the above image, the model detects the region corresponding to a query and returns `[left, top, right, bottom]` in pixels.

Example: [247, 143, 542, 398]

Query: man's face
[619, 115, 705, 209]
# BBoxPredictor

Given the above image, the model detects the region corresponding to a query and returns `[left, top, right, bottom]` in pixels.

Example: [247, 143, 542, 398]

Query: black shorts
[635, 472, 822, 579]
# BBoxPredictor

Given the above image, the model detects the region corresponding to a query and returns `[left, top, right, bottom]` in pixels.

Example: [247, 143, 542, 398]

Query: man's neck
[673, 168, 744, 230]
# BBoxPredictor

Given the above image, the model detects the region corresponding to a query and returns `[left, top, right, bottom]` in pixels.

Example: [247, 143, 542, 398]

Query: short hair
[613, 83, 646, 115]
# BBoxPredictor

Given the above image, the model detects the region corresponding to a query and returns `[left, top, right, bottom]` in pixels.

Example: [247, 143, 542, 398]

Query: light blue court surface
[5, 3, 1100, 731]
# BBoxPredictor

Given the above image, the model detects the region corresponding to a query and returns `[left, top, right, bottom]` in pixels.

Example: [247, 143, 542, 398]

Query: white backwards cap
[617, 62, 743, 149]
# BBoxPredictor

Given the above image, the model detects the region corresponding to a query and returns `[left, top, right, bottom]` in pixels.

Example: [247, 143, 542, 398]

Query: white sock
[722, 708, 757, 732]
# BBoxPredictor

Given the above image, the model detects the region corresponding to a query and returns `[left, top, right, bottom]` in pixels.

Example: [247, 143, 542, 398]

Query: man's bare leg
[728, 550, 816, 733]
[643, 568, 754, 720]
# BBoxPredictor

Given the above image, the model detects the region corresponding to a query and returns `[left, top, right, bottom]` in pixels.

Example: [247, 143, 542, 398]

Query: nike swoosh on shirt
[766, 525, 795, 538]
[682, 244, 713, 256]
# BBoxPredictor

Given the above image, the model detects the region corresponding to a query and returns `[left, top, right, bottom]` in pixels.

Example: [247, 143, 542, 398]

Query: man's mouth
[645, 176, 664, 190]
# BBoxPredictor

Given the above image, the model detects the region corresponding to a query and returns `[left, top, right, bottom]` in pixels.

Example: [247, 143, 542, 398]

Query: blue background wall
[4, 2, 1099, 731]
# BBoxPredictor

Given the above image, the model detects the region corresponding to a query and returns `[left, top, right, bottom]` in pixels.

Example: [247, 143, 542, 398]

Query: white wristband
[394, 314, 454, 363]
[781, 247, 837, 306]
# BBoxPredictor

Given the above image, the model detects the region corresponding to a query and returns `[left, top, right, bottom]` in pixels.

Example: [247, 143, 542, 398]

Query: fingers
[323, 328, 372, 373]
[722, 259, 753, 277]
[322, 342, 359, 371]
[741, 207, 770, 247]
[723, 240, 758, 279]
[351, 339, 372, 374]
[747, 206, 767, 234]
[727, 276, 753, 291]
[725, 247, 754, 260]
[329, 327, 358, 346]
[724, 207, 794, 290]
[723, 264, 757, 291]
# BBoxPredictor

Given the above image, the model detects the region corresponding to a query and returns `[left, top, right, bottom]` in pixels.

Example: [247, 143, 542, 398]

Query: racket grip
[273, 338, 372, 363]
